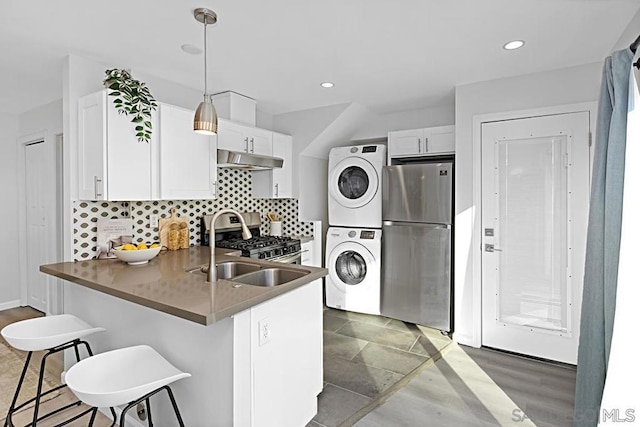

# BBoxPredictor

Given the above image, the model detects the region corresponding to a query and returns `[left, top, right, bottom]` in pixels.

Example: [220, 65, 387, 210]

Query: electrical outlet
[136, 403, 147, 421]
[149, 215, 159, 228]
[258, 318, 271, 346]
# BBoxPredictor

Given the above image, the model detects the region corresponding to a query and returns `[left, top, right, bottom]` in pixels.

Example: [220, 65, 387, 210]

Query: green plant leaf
[104, 68, 156, 144]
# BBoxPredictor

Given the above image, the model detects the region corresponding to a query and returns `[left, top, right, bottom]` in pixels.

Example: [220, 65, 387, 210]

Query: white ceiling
[1, 0, 638, 115]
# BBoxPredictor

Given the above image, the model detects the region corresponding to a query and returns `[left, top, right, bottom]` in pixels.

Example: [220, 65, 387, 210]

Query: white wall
[273, 102, 455, 226]
[611, 8, 640, 52]
[453, 61, 603, 345]
[350, 102, 455, 141]
[0, 113, 20, 309]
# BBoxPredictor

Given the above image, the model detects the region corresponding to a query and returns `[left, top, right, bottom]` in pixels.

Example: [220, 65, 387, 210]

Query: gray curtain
[574, 48, 633, 427]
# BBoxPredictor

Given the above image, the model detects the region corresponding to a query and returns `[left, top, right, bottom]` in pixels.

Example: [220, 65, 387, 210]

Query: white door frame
[17, 129, 64, 315]
[459, 102, 596, 348]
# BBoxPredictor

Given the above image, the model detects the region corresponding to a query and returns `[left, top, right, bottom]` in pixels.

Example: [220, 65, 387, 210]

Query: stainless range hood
[217, 149, 284, 170]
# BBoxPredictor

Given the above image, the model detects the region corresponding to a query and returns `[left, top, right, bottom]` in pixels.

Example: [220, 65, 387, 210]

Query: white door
[481, 112, 590, 364]
[25, 141, 49, 312]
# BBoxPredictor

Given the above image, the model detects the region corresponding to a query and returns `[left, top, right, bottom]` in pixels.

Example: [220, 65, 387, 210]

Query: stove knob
[259, 253, 266, 259]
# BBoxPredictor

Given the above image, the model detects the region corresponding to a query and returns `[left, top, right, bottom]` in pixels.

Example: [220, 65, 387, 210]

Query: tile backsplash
[73, 168, 314, 261]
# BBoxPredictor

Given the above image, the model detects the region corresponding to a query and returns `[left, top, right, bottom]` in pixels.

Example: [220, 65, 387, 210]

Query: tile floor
[309, 308, 452, 427]
[356, 343, 576, 427]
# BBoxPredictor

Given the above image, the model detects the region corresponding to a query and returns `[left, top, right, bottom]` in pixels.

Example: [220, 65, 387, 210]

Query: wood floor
[1, 306, 111, 426]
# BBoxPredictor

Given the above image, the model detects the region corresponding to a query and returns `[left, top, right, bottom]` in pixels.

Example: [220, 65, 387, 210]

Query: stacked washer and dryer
[325, 145, 386, 315]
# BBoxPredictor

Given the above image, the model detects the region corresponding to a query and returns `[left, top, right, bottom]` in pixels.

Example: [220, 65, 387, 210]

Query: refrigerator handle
[383, 220, 450, 229]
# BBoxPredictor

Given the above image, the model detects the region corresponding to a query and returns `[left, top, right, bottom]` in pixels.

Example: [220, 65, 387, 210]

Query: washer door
[328, 242, 375, 293]
[329, 157, 379, 209]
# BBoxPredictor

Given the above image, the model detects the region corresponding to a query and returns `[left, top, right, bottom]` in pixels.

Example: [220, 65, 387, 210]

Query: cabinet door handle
[418, 138, 421, 153]
[425, 136, 429, 152]
[212, 181, 217, 197]
[244, 137, 249, 152]
[250, 137, 255, 153]
[94, 176, 103, 199]
[275, 183, 279, 197]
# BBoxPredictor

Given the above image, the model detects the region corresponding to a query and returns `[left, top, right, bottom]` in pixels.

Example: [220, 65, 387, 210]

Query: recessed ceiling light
[503, 40, 525, 50]
[320, 82, 335, 88]
[181, 44, 202, 55]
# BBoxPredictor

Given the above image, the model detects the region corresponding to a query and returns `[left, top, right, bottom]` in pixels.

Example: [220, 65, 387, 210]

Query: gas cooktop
[216, 236, 301, 260]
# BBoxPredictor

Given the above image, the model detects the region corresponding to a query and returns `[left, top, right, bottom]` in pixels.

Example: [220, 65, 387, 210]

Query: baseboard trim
[0, 300, 21, 311]
[453, 331, 480, 347]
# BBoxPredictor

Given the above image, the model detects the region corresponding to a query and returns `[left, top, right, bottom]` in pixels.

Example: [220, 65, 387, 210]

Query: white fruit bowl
[113, 246, 161, 265]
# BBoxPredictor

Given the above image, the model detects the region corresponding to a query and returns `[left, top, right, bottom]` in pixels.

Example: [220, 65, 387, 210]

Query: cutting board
[159, 208, 189, 250]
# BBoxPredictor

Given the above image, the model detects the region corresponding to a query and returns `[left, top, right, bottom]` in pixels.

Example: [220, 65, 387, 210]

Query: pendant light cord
[203, 18, 208, 97]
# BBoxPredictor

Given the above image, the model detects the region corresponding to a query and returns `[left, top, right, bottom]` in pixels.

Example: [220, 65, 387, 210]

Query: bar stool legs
[119, 386, 186, 427]
[2, 314, 106, 426]
[65, 345, 190, 427]
[4, 338, 97, 427]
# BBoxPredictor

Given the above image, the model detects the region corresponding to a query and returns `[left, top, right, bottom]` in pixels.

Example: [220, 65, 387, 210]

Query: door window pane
[496, 136, 568, 332]
[338, 167, 369, 199]
[335, 251, 367, 285]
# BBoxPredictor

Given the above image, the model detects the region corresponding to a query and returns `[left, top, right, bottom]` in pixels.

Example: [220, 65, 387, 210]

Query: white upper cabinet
[158, 104, 217, 200]
[387, 125, 455, 162]
[217, 119, 273, 156]
[78, 90, 155, 201]
[252, 132, 293, 199]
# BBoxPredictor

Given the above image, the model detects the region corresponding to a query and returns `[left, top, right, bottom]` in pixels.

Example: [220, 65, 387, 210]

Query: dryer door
[328, 241, 375, 293]
[329, 157, 379, 209]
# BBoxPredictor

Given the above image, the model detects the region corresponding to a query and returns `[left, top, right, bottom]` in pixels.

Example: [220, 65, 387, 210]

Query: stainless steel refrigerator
[381, 161, 453, 331]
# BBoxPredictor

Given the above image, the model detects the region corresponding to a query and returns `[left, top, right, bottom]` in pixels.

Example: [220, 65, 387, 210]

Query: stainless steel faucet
[207, 209, 252, 282]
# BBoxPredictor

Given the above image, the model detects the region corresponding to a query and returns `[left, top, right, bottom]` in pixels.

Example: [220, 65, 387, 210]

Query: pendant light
[193, 8, 218, 135]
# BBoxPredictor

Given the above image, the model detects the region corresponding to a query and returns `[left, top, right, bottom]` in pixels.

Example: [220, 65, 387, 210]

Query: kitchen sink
[186, 261, 261, 279]
[231, 268, 307, 287]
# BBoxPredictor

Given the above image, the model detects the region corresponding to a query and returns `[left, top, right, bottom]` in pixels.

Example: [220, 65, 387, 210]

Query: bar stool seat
[65, 345, 191, 426]
[2, 314, 105, 352]
[1, 314, 106, 427]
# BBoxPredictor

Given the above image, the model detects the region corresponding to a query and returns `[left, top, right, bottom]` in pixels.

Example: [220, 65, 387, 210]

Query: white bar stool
[65, 345, 191, 427]
[1, 314, 106, 426]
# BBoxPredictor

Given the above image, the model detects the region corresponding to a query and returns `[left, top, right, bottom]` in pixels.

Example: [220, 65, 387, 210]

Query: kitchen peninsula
[41, 247, 327, 427]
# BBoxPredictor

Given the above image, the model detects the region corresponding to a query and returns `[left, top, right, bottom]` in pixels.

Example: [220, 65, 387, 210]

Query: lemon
[150, 243, 160, 249]
[137, 243, 148, 250]
[122, 244, 137, 251]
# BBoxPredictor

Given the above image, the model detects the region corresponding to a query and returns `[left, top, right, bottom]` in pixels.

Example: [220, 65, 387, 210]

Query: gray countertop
[40, 247, 327, 326]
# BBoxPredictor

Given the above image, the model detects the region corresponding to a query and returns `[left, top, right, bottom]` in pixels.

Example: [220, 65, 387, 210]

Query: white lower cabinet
[252, 132, 293, 199]
[301, 240, 322, 267]
[234, 280, 323, 427]
[301, 241, 313, 266]
[158, 104, 217, 200]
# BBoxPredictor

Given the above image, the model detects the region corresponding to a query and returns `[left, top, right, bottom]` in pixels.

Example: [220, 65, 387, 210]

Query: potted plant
[103, 68, 158, 143]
